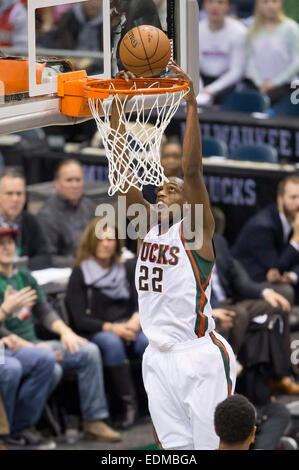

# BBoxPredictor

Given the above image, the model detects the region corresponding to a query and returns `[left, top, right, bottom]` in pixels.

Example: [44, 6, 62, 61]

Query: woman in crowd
[65, 217, 148, 430]
[245, 0, 299, 105]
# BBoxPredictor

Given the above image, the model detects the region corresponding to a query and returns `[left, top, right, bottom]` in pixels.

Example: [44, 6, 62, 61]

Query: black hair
[214, 394, 256, 444]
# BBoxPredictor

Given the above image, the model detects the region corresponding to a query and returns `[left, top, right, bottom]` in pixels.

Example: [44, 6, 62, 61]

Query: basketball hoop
[58, 72, 189, 196]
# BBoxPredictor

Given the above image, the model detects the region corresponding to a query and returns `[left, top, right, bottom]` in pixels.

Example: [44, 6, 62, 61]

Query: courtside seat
[231, 143, 278, 163]
[273, 96, 299, 117]
[221, 90, 270, 113]
[202, 137, 228, 158]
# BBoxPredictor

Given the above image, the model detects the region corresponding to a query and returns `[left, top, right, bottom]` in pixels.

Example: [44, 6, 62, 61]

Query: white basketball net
[88, 80, 188, 196]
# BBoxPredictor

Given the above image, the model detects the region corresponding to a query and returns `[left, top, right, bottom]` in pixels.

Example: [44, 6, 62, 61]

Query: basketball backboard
[0, 0, 199, 134]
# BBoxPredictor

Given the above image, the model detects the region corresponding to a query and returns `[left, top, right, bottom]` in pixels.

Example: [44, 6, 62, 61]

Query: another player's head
[277, 174, 299, 223]
[214, 394, 256, 450]
[54, 159, 84, 207]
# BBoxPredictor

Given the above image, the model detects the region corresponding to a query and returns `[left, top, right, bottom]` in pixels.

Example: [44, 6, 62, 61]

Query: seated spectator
[65, 218, 148, 429]
[214, 394, 256, 450]
[197, 0, 247, 105]
[232, 175, 299, 299]
[160, 137, 183, 178]
[0, 0, 27, 48]
[0, 167, 50, 271]
[0, 333, 56, 449]
[0, 226, 121, 443]
[212, 232, 299, 394]
[38, 159, 96, 268]
[41, 0, 103, 74]
[244, 0, 299, 105]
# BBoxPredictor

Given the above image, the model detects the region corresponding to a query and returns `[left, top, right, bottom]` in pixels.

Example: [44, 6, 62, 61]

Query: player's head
[0, 168, 26, 222]
[254, 0, 284, 23]
[54, 159, 84, 206]
[214, 394, 256, 450]
[203, 0, 231, 22]
[75, 217, 122, 267]
[155, 177, 186, 224]
[277, 174, 299, 223]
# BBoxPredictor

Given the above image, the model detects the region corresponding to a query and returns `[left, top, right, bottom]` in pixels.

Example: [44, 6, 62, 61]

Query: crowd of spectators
[0, 0, 299, 452]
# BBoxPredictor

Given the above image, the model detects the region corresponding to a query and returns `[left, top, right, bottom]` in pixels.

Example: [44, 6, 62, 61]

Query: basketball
[119, 25, 172, 77]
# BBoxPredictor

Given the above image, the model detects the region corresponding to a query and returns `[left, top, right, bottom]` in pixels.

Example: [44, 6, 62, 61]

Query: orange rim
[84, 77, 189, 99]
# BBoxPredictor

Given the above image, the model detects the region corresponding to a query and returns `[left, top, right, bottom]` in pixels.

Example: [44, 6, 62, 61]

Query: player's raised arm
[168, 64, 215, 255]
[109, 71, 152, 223]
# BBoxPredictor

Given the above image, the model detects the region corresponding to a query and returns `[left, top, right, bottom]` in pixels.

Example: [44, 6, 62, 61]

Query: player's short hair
[54, 159, 83, 180]
[277, 174, 299, 197]
[214, 394, 256, 444]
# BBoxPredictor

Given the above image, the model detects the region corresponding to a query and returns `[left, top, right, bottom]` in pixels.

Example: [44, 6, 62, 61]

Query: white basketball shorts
[142, 332, 236, 450]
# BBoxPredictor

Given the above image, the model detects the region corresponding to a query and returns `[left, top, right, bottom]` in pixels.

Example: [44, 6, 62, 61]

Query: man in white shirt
[198, 0, 247, 105]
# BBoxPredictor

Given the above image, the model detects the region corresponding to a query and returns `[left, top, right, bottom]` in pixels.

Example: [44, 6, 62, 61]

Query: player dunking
[110, 63, 236, 450]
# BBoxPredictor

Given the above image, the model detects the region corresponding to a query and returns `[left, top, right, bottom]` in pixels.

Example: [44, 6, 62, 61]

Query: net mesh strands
[87, 79, 189, 196]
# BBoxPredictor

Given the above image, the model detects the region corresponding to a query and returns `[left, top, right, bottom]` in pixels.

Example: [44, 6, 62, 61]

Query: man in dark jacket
[212, 233, 299, 395]
[232, 175, 299, 297]
[0, 168, 50, 270]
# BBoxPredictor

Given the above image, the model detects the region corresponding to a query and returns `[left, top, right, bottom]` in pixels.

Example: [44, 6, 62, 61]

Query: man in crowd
[197, 0, 246, 106]
[0, 0, 27, 48]
[0, 226, 121, 444]
[38, 159, 96, 268]
[212, 231, 299, 395]
[0, 167, 50, 270]
[232, 175, 299, 299]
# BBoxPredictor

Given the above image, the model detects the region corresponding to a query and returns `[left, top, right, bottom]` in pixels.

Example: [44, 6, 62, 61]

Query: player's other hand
[115, 70, 136, 82]
[167, 61, 196, 105]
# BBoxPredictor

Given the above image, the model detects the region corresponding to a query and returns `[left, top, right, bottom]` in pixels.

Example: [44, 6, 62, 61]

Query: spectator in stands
[66, 218, 148, 430]
[38, 159, 96, 268]
[244, 0, 299, 105]
[41, 0, 103, 73]
[0, 167, 50, 271]
[211, 232, 299, 395]
[232, 175, 299, 298]
[0, 0, 27, 48]
[214, 394, 256, 450]
[0, 225, 121, 443]
[160, 137, 183, 178]
[0, 331, 56, 449]
[197, 0, 247, 105]
[212, 233, 291, 352]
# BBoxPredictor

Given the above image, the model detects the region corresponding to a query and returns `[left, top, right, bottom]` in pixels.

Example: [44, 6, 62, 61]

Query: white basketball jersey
[135, 220, 216, 351]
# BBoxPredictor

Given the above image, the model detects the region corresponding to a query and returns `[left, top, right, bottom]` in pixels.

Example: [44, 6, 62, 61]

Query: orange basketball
[119, 25, 172, 77]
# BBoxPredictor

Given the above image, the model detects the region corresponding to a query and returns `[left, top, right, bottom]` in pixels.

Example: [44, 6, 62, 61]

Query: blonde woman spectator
[245, 0, 299, 104]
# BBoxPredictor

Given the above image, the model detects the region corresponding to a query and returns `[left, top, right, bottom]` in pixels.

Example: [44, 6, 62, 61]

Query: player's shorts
[142, 331, 236, 450]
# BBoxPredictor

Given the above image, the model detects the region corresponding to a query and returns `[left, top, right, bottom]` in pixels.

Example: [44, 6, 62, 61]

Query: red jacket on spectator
[0, 0, 27, 47]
